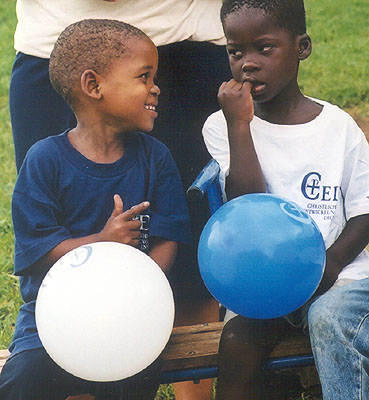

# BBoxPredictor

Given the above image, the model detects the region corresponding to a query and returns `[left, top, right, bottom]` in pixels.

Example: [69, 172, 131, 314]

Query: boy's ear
[297, 34, 312, 60]
[80, 69, 102, 99]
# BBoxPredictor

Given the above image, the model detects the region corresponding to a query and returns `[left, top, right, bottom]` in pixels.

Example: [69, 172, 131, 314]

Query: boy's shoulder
[133, 131, 173, 162]
[134, 131, 169, 150]
[203, 98, 360, 133]
[27, 130, 66, 155]
[22, 131, 66, 169]
[310, 98, 352, 120]
[306, 97, 364, 140]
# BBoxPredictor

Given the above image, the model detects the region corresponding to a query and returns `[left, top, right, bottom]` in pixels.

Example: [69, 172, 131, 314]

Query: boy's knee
[308, 291, 338, 334]
[220, 316, 250, 351]
[0, 350, 51, 399]
[308, 283, 358, 340]
[220, 316, 278, 353]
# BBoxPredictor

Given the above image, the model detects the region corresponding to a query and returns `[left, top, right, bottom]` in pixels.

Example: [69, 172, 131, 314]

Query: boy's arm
[316, 213, 369, 295]
[218, 79, 266, 200]
[39, 195, 149, 269]
[149, 238, 178, 274]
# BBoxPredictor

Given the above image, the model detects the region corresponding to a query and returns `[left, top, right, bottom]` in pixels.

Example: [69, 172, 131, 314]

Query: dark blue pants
[0, 348, 160, 400]
[9, 53, 76, 172]
[153, 41, 231, 302]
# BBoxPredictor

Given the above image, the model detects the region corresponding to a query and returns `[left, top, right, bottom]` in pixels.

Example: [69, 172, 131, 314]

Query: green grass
[0, 1, 20, 348]
[301, 0, 369, 116]
[0, 1, 367, 399]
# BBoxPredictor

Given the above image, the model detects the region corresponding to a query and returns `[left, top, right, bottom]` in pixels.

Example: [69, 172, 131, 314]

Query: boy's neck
[254, 89, 323, 126]
[67, 125, 126, 164]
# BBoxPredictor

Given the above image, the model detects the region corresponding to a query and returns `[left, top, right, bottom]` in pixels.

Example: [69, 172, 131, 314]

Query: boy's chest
[55, 169, 153, 233]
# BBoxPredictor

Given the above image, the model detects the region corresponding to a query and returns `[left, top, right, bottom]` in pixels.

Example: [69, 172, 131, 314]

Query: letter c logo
[301, 172, 321, 200]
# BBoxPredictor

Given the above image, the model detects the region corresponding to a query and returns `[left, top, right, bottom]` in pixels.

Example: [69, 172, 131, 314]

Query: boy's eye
[139, 73, 149, 82]
[259, 44, 273, 53]
[228, 49, 243, 59]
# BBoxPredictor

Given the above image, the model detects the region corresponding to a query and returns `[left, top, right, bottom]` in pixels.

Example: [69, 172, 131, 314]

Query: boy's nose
[151, 84, 160, 96]
[242, 61, 259, 73]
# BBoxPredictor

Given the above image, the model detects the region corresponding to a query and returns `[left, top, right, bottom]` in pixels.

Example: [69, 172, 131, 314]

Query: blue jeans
[308, 278, 369, 399]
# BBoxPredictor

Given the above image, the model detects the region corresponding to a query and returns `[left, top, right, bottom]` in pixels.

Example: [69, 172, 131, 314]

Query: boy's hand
[314, 214, 369, 296]
[314, 253, 341, 295]
[218, 79, 254, 124]
[99, 194, 150, 247]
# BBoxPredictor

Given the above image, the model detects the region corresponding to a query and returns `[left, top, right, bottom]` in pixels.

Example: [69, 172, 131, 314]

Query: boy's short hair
[220, 0, 306, 36]
[49, 19, 149, 107]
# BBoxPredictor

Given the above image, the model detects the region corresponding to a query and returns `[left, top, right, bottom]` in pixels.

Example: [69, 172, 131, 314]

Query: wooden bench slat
[160, 322, 312, 372]
[0, 322, 313, 377]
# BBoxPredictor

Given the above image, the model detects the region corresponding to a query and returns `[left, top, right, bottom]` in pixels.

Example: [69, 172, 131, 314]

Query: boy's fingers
[122, 201, 150, 220]
[110, 194, 124, 218]
[219, 80, 244, 97]
[219, 79, 238, 90]
[241, 81, 253, 92]
[123, 219, 143, 231]
[229, 79, 242, 90]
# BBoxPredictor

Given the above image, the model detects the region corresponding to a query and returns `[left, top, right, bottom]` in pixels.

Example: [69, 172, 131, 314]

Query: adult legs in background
[216, 316, 289, 400]
[9, 53, 76, 171]
[308, 278, 369, 400]
[154, 41, 231, 194]
[154, 41, 231, 400]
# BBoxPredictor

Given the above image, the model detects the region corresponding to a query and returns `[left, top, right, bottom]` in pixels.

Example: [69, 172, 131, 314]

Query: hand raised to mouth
[218, 78, 254, 123]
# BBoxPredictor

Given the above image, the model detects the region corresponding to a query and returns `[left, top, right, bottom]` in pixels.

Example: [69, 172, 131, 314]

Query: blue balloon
[198, 193, 326, 319]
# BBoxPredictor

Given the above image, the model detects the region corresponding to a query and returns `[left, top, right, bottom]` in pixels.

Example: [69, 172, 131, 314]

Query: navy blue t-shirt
[10, 130, 190, 357]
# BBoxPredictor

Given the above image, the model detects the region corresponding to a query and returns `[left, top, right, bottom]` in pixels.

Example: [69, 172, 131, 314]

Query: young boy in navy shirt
[203, 0, 369, 398]
[0, 19, 190, 400]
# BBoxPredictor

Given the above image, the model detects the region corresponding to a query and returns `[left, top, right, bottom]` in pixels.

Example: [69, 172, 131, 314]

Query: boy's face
[99, 38, 160, 133]
[223, 8, 303, 103]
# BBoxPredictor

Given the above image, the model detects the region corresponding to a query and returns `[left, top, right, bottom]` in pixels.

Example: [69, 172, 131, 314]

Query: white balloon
[36, 242, 174, 382]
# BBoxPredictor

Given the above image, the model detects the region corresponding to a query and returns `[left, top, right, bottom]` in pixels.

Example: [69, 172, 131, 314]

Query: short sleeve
[147, 143, 191, 244]
[341, 118, 369, 221]
[12, 143, 72, 275]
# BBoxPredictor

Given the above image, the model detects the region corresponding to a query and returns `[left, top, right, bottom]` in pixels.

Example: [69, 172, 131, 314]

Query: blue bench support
[186, 159, 224, 215]
[160, 354, 315, 384]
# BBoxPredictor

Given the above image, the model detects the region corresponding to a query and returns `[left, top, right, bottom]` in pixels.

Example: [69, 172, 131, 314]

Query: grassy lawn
[0, 1, 21, 348]
[0, 1, 368, 399]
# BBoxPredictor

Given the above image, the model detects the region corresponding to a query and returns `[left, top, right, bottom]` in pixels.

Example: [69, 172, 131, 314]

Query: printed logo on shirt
[301, 172, 339, 220]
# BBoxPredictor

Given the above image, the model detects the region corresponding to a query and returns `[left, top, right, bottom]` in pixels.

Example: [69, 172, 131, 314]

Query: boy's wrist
[226, 119, 252, 138]
[91, 231, 104, 243]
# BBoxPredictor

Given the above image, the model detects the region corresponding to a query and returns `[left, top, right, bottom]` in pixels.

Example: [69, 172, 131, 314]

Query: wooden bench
[1, 322, 315, 385]
[160, 321, 315, 383]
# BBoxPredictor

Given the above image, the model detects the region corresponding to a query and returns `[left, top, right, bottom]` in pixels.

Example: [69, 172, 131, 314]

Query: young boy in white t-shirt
[202, 0, 369, 398]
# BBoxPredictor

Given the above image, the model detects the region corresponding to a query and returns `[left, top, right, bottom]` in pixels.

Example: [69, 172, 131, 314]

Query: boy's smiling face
[98, 37, 160, 133]
[223, 7, 308, 104]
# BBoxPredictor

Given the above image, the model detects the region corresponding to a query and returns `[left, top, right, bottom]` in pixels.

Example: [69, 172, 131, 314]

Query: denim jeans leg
[308, 278, 369, 400]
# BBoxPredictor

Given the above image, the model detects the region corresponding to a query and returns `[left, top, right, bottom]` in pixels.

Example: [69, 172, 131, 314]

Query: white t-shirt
[203, 99, 369, 281]
[14, 0, 226, 58]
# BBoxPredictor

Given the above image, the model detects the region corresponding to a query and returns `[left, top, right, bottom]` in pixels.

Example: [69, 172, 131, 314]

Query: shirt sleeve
[341, 117, 369, 220]
[147, 143, 191, 245]
[12, 143, 72, 275]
